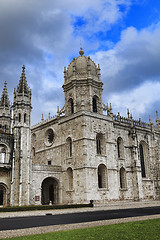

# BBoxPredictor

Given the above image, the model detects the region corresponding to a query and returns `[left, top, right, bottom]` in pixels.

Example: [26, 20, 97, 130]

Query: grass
[2, 218, 160, 240]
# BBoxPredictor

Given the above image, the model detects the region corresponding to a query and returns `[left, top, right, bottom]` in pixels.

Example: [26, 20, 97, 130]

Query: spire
[16, 65, 30, 95]
[0, 81, 10, 108]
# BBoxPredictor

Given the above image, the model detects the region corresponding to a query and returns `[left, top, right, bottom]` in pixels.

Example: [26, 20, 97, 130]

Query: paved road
[0, 206, 160, 231]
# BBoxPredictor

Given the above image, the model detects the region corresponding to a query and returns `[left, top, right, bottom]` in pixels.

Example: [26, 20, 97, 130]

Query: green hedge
[0, 203, 93, 212]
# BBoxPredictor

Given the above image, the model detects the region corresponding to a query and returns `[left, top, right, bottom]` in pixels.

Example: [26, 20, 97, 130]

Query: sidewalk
[0, 200, 159, 218]
[0, 200, 159, 239]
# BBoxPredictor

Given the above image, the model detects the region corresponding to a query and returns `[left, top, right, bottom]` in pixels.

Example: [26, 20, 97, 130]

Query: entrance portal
[0, 183, 8, 206]
[0, 190, 3, 206]
[41, 177, 59, 205]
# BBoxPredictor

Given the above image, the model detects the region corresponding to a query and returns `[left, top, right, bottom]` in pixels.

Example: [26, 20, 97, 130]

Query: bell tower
[11, 65, 32, 206]
[63, 48, 103, 116]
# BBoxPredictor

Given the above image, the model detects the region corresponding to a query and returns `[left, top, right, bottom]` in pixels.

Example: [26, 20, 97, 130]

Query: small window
[19, 113, 21, 122]
[93, 97, 97, 112]
[96, 138, 101, 155]
[24, 113, 27, 123]
[32, 147, 35, 157]
[48, 161, 51, 165]
[98, 164, 107, 188]
[120, 167, 126, 189]
[68, 98, 74, 114]
[66, 137, 72, 157]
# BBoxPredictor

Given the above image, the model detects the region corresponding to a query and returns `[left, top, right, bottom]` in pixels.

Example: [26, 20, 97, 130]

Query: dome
[66, 48, 100, 81]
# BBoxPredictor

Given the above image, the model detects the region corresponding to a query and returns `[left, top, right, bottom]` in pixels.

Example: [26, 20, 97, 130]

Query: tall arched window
[117, 137, 124, 159]
[24, 113, 27, 123]
[66, 137, 72, 157]
[96, 133, 105, 155]
[68, 98, 74, 114]
[67, 167, 73, 190]
[92, 96, 97, 112]
[19, 113, 21, 122]
[120, 167, 126, 189]
[32, 133, 36, 144]
[139, 144, 146, 178]
[96, 136, 101, 155]
[32, 147, 35, 157]
[98, 164, 107, 188]
[0, 148, 6, 163]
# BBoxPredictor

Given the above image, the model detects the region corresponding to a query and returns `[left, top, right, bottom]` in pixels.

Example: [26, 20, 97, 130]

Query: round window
[45, 129, 54, 146]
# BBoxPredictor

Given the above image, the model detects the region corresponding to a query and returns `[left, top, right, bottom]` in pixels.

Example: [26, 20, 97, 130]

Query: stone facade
[0, 49, 160, 206]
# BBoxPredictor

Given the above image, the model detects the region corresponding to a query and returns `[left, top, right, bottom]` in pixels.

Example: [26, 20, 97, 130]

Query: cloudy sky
[0, 0, 160, 125]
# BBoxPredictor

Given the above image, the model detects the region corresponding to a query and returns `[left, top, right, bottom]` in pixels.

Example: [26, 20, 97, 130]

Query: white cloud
[93, 22, 160, 90]
[0, 0, 152, 124]
[108, 81, 160, 120]
[91, 22, 160, 122]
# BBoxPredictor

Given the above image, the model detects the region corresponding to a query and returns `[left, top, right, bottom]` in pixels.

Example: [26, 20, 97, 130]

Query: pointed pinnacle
[156, 110, 159, 120]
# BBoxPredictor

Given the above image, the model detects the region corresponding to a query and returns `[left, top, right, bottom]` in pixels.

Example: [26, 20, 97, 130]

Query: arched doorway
[41, 177, 59, 205]
[0, 183, 8, 206]
[0, 190, 3, 206]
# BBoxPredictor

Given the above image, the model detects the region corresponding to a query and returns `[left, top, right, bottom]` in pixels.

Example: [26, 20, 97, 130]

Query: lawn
[2, 218, 160, 240]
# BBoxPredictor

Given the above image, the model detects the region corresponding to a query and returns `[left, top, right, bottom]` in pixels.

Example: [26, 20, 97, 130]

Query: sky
[0, 0, 160, 125]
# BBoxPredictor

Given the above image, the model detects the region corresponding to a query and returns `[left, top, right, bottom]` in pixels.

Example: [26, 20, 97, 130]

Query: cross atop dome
[79, 48, 84, 56]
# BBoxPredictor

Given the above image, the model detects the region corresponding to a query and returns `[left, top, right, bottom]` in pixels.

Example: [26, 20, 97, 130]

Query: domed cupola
[63, 49, 103, 116]
[65, 48, 100, 83]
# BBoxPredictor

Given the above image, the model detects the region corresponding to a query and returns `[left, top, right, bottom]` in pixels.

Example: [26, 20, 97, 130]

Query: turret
[12, 65, 32, 127]
[0, 81, 11, 133]
[11, 65, 32, 206]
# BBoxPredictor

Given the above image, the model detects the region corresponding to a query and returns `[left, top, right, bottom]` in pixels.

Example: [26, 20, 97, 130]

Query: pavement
[0, 200, 159, 239]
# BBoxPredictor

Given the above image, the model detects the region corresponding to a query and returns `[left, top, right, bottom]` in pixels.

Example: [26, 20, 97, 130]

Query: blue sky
[0, 0, 160, 125]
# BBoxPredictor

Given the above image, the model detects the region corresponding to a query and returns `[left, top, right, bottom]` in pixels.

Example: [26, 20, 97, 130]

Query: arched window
[96, 133, 105, 155]
[24, 113, 27, 123]
[93, 96, 97, 112]
[66, 137, 72, 157]
[19, 113, 21, 122]
[117, 137, 124, 158]
[0, 148, 6, 163]
[96, 137, 101, 155]
[67, 167, 73, 190]
[68, 98, 74, 114]
[32, 133, 36, 144]
[98, 164, 107, 188]
[120, 167, 126, 189]
[139, 144, 146, 178]
[32, 147, 35, 157]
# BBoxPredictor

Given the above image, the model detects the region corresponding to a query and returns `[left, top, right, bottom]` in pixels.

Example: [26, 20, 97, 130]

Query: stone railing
[113, 114, 151, 130]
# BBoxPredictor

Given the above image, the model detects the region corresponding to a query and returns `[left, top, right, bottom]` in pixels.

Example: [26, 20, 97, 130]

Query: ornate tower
[63, 48, 103, 116]
[0, 81, 11, 133]
[11, 65, 32, 206]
